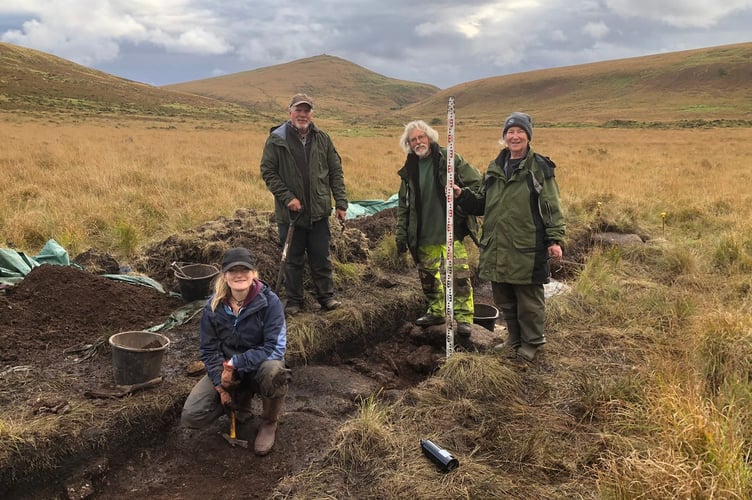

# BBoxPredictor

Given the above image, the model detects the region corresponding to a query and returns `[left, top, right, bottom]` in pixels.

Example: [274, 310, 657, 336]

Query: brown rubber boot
[254, 397, 284, 456]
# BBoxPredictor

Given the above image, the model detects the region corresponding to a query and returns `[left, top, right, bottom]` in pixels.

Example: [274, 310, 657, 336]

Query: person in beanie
[454, 112, 565, 362]
[181, 247, 291, 456]
[260, 93, 349, 316]
[396, 120, 483, 338]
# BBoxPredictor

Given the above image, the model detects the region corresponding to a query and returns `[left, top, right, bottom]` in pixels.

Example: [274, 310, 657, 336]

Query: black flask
[420, 438, 459, 472]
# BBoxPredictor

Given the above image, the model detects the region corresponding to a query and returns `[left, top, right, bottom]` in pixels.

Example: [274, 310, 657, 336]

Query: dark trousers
[491, 282, 546, 349]
[180, 360, 288, 429]
[279, 218, 334, 305]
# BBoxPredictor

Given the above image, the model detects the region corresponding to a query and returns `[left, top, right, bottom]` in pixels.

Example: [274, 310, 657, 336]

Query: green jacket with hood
[396, 143, 483, 258]
[260, 121, 348, 226]
[456, 146, 565, 285]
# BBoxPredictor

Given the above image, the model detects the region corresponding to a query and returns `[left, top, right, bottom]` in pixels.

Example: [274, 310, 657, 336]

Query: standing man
[454, 112, 565, 362]
[396, 120, 483, 337]
[261, 93, 348, 316]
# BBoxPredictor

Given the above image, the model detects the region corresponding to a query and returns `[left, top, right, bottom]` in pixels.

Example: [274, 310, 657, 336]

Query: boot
[499, 313, 521, 352]
[254, 397, 284, 456]
[517, 342, 544, 362]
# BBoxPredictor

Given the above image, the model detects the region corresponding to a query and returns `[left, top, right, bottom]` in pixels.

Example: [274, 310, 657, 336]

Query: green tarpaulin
[0, 239, 70, 284]
[345, 193, 398, 219]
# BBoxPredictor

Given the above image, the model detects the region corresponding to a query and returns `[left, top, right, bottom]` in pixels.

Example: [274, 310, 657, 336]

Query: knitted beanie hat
[503, 112, 533, 140]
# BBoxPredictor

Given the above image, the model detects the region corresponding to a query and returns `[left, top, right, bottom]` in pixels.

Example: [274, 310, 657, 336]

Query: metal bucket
[473, 303, 499, 331]
[109, 331, 170, 385]
[174, 263, 219, 301]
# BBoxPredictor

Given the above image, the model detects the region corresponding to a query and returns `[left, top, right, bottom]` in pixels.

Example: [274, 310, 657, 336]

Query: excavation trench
[1, 262, 503, 500]
[1, 207, 509, 498]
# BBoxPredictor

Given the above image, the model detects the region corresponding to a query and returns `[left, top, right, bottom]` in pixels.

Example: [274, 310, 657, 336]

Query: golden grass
[4, 117, 751, 260]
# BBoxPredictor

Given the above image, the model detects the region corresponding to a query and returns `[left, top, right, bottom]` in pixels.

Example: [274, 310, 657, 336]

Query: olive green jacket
[260, 121, 348, 225]
[456, 146, 565, 285]
[396, 143, 483, 258]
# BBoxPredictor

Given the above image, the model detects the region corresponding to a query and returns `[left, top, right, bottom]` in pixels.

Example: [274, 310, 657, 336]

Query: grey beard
[414, 146, 429, 158]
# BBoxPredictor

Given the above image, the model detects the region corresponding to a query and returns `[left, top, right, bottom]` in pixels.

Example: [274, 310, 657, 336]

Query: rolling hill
[0, 42, 252, 121]
[403, 42, 752, 125]
[1, 41, 751, 126]
[163, 54, 440, 121]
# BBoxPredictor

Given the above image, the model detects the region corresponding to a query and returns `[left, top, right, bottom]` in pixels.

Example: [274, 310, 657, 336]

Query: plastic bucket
[109, 331, 170, 385]
[473, 303, 499, 331]
[175, 263, 219, 301]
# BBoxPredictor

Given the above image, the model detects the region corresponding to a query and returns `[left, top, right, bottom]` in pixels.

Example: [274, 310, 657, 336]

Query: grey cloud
[1, 0, 750, 88]
[605, 0, 752, 28]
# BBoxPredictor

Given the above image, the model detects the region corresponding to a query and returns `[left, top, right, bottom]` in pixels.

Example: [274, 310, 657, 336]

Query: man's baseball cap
[289, 93, 314, 109]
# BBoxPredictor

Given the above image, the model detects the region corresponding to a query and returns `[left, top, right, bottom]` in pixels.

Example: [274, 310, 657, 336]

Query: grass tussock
[712, 235, 752, 274]
[694, 311, 752, 396]
[598, 379, 752, 498]
[573, 371, 646, 425]
[370, 236, 405, 271]
[591, 286, 752, 497]
[434, 352, 521, 400]
[331, 396, 400, 471]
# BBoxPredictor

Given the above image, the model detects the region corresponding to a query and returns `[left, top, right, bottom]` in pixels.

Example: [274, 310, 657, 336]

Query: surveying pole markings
[445, 96, 456, 358]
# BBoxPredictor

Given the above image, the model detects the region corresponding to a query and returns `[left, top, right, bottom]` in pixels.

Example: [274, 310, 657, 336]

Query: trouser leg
[417, 245, 444, 317]
[180, 375, 225, 429]
[494, 282, 546, 360]
[516, 283, 546, 346]
[279, 223, 307, 305]
[452, 241, 474, 324]
[417, 242, 474, 322]
[307, 218, 335, 302]
[492, 282, 521, 350]
[255, 359, 291, 399]
[233, 381, 255, 425]
[180, 358, 292, 428]
[181, 374, 260, 429]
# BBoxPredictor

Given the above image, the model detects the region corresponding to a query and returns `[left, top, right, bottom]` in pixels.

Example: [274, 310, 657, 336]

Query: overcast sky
[1, 1, 751, 89]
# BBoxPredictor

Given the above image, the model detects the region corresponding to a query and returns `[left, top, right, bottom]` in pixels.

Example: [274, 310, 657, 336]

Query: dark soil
[0, 207, 506, 499]
[0, 265, 184, 366]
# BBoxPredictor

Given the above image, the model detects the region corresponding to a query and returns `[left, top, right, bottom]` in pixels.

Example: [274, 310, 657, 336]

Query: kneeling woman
[181, 247, 291, 456]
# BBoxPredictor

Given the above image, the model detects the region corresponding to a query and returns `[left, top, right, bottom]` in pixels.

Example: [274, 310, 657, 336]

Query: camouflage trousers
[416, 241, 474, 324]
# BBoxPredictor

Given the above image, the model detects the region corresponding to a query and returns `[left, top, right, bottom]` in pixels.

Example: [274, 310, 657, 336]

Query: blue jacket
[199, 281, 286, 388]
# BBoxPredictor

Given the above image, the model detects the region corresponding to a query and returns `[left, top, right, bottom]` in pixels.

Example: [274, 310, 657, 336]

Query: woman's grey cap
[503, 112, 533, 140]
[289, 93, 314, 109]
[221, 247, 256, 272]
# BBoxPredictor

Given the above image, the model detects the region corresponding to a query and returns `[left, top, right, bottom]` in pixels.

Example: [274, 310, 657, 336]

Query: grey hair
[399, 120, 440, 154]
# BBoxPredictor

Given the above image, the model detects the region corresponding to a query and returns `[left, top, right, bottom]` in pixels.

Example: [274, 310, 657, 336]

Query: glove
[396, 240, 407, 255]
[215, 386, 235, 409]
[221, 360, 239, 390]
